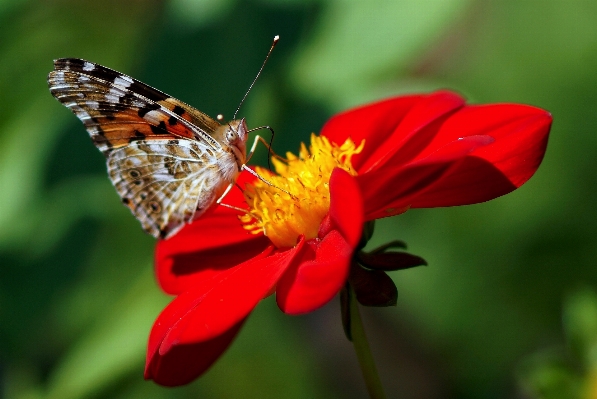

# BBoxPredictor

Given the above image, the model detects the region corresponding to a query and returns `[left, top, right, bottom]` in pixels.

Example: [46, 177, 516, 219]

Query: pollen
[241, 134, 364, 248]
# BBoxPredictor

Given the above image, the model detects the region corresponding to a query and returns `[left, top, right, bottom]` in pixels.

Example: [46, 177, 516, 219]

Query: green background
[1, 0, 596, 398]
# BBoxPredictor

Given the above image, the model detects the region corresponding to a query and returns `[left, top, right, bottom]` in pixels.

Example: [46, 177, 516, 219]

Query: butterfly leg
[240, 164, 297, 200]
[237, 135, 298, 200]
[245, 134, 288, 164]
[245, 134, 265, 164]
[216, 183, 250, 213]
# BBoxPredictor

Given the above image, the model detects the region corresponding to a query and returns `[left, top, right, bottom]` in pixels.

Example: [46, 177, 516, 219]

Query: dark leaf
[349, 264, 398, 307]
[357, 251, 427, 271]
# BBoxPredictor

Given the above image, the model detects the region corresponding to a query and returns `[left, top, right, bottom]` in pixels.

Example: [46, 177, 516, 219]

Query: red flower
[144, 91, 552, 386]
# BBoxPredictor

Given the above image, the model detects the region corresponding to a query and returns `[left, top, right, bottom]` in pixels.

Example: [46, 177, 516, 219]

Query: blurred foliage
[1, 0, 597, 398]
[517, 288, 597, 399]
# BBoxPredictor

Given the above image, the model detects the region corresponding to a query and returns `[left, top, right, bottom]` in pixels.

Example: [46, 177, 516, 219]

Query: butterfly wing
[108, 139, 225, 239]
[48, 58, 233, 238]
[47, 58, 222, 154]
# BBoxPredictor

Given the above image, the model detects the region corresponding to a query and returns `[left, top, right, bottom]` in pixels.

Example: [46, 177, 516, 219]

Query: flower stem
[348, 284, 387, 399]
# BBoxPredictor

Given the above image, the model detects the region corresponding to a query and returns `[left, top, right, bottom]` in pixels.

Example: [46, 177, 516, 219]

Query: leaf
[350, 263, 398, 307]
[289, 0, 470, 108]
[563, 288, 597, 367]
[357, 251, 427, 271]
[167, 0, 236, 28]
[45, 269, 169, 399]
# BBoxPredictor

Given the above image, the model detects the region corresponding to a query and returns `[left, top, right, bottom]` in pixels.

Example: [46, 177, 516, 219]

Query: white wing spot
[86, 100, 100, 109]
[75, 110, 92, 120]
[53, 71, 66, 83]
[143, 110, 163, 124]
[105, 94, 120, 104]
[50, 84, 73, 91]
[106, 88, 124, 104]
[83, 62, 95, 71]
[114, 75, 133, 87]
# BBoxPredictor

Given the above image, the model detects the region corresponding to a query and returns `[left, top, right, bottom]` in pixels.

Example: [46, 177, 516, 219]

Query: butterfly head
[222, 118, 249, 167]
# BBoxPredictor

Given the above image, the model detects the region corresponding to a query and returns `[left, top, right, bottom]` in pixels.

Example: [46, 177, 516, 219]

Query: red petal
[155, 171, 270, 295]
[409, 104, 552, 208]
[359, 135, 494, 220]
[145, 319, 245, 386]
[322, 168, 364, 248]
[357, 91, 466, 173]
[320, 94, 423, 170]
[320, 92, 465, 172]
[276, 230, 353, 315]
[157, 240, 303, 348]
[155, 215, 271, 295]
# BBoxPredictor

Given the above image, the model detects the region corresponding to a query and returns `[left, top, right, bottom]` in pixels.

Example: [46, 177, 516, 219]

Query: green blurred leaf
[0, 0, 31, 23]
[167, 0, 236, 28]
[45, 268, 168, 399]
[518, 352, 583, 399]
[289, 0, 470, 109]
[0, 99, 62, 243]
[564, 288, 597, 367]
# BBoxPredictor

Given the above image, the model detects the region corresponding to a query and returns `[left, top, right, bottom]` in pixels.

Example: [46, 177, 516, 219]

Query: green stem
[349, 285, 387, 399]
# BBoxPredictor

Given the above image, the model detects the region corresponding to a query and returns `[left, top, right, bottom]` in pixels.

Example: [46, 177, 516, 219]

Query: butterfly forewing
[48, 58, 245, 239]
[48, 58, 222, 153]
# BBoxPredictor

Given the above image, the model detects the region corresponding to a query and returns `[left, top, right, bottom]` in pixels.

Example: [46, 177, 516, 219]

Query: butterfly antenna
[233, 35, 279, 120]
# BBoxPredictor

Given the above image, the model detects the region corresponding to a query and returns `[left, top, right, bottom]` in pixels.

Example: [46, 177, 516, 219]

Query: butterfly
[48, 58, 252, 239]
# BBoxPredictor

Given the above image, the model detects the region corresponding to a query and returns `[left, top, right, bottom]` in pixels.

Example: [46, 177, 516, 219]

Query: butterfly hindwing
[108, 138, 223, 238]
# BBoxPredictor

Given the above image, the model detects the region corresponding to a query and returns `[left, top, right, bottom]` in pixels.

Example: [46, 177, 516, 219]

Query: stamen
[241, 134, 364, 248]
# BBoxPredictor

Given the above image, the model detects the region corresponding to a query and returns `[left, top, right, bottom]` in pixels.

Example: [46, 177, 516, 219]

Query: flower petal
[409, 104, 552, 208]
[277, 230, 353, 315]
[158, 240, 303, 348]
[155, 172, 270, 295]
[320, 94, 423, 170]
[145, 319, 245, 386]
[155, 215, 271, 295]
[321, 168, 364, 248]
[357, 91, 466, 173]
[358, 135, 494, 219]
[357, 103, 552, 218]
[320, 91, 465, 172]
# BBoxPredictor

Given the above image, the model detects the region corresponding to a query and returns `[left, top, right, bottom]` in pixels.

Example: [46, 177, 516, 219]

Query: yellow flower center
[241, 134, 364, 248]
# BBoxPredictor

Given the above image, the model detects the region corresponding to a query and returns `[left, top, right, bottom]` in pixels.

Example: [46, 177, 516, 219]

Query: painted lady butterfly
[48, 58, 256, 239]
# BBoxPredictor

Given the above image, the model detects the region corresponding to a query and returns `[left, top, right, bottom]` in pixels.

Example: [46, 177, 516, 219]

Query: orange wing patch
[47, 58, 220, 154]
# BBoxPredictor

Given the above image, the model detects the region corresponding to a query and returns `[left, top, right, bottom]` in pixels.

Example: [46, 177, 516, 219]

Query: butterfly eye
[226, 128, 238, 143]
